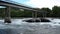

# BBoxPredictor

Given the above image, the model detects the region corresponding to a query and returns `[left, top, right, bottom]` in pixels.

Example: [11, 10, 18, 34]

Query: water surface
[0, 18, 60, 34]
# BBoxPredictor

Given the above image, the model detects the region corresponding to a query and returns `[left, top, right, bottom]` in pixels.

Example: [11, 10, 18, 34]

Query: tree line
[0, 6, 60, 18]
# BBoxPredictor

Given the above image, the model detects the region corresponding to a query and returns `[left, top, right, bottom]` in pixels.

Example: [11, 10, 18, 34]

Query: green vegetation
[0, 6, 60, 18]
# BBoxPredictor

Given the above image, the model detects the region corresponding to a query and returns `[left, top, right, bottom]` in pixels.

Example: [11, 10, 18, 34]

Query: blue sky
[12, 0, 29, 4]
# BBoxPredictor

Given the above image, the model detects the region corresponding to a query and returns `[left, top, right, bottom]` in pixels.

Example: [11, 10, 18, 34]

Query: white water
[0, 18, 60, 34]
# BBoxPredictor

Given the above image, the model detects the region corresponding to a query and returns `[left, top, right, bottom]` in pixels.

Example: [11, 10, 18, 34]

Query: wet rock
[4, 20, 11, 23]
[41, 18, 50, 22]
[25, 19, 40, 22]
[25, 18, 51, 23]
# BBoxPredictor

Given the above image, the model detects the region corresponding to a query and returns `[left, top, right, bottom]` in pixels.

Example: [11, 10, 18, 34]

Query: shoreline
[0, 17, 60, 19]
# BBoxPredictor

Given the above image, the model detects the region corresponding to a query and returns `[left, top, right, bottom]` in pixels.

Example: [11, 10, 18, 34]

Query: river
[0, 18, 60, 34]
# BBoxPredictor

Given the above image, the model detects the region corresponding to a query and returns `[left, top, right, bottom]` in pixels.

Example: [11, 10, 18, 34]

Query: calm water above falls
[0, 18, 60, 34]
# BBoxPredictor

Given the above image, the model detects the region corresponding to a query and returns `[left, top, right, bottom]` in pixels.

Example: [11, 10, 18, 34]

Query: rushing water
[0, 18, 60, 34]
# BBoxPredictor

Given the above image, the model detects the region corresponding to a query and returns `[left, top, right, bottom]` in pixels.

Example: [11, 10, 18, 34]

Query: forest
[0, 6, 60, 18]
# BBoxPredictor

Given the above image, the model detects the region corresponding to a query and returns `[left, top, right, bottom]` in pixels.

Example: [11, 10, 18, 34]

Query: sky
[1, 0, 60, 9]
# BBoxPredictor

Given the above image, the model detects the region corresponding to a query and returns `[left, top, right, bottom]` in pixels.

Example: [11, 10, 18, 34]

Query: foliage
[0, 6, 60, 18]
[52, 6, 60, 17]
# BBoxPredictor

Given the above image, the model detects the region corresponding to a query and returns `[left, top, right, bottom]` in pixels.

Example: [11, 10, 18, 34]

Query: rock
[41, 18, 51, 22]
[25, 18, 51, 23]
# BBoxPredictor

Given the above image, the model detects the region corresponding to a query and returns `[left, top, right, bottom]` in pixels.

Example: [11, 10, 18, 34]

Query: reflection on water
[0, 18, 60, 34]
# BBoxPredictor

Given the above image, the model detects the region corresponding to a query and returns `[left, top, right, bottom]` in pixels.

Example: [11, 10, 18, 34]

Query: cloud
[25, 0, 60, 9]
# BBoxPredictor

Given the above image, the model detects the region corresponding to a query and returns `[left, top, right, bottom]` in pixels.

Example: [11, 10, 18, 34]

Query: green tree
[41, 8, 52, 17]
[0, 8, 5, 17]
[52, 6, 60, 17]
